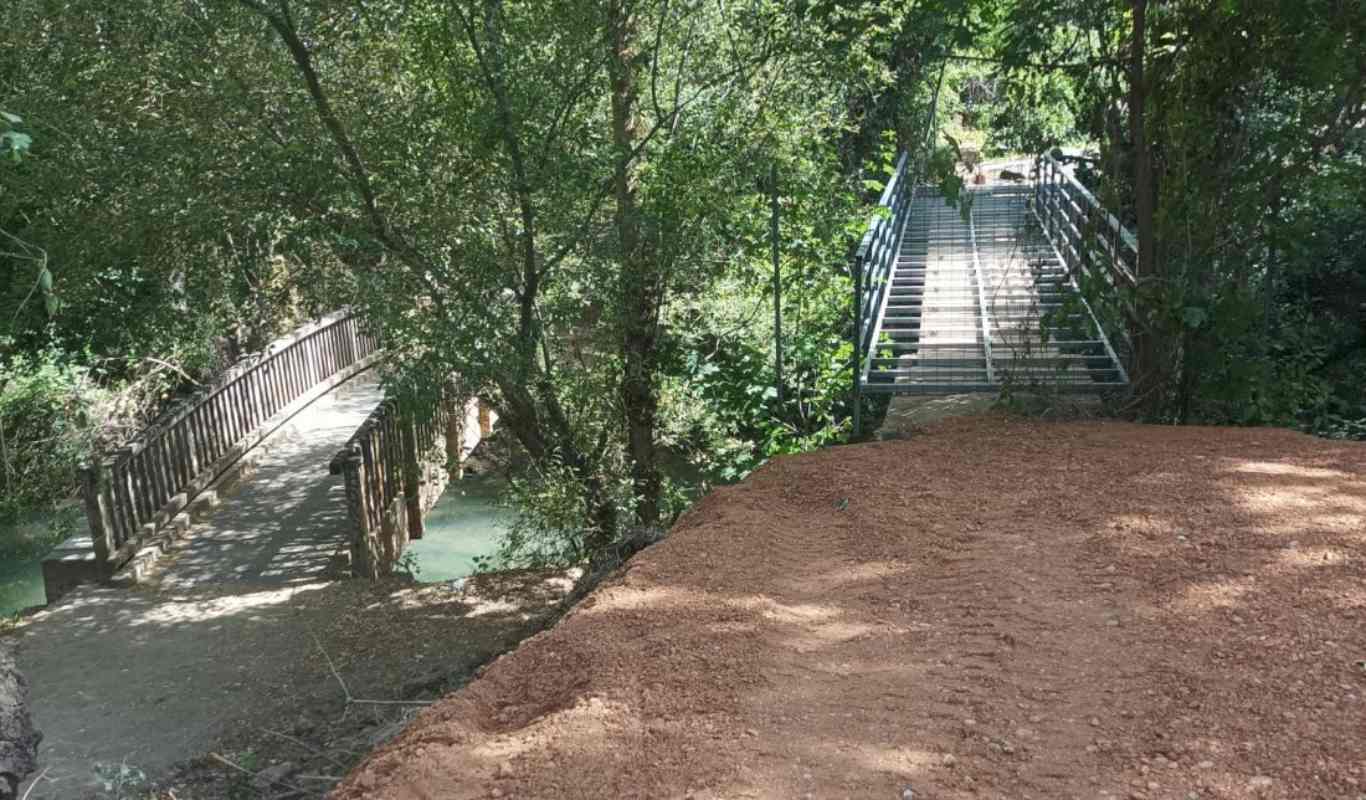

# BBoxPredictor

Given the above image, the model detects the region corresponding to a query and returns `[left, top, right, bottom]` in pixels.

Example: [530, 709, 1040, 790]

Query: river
[0, 510, 68, 617]
[406, 473, 507, 581]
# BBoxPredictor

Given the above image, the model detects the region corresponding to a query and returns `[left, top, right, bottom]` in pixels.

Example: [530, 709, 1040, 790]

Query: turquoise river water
[0, 479, 506, 617]
[407, 473, 507, 580]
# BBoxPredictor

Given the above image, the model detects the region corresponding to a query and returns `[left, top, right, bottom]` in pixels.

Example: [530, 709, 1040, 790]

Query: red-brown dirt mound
[333, 417, 1366, 800]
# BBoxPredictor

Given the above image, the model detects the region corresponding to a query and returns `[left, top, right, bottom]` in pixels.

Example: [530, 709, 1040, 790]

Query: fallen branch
[18, 768, 50, 800]
[258, 729, 351, 771]
[209, 752, 306, 796]
[310, 634, 434, 712]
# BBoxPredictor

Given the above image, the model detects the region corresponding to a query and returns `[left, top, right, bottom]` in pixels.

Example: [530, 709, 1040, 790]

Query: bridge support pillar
[445, 396, 466, 480]
[401, 415, 423, 541]
[79, 463, 116, 567]
[340, 449, 380, 580]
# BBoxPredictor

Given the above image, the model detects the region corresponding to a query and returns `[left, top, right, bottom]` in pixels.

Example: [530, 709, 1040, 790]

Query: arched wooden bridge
[45, 310, 485, 602]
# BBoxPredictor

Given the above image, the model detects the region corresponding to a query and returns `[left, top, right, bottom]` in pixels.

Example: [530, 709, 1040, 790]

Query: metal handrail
[1029, 153, 1135, 383]
[1032, 152, 1138, 287]
[852, 69, 945, 410]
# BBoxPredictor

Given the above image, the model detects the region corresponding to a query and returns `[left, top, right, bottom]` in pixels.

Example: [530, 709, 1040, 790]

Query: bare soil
[154, 570, 576, 800]
[335, 416, 1366, 800]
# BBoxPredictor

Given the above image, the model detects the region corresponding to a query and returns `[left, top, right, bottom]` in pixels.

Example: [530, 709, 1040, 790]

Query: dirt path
[12, 377, 385, 797]
[336, 417, 1366, 800]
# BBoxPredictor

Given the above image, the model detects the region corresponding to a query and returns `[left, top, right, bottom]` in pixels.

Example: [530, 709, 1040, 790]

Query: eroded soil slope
[335, 418, 1366, 800]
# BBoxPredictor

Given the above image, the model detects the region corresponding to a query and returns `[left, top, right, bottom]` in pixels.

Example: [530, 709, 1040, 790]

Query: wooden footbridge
[852, 140, 1136, 432]
[46, 310, 485, 601]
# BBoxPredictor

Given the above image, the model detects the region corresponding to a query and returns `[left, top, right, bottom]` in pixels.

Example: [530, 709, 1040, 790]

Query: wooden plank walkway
[13, 375, 384, 797]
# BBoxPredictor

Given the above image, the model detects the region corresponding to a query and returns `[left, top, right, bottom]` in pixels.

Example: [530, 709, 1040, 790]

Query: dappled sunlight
[777, 618, 885, 653]
[124, 581, 330, 627]
[1169, 575, 1257, 613]
[583, 581, 890, 654]
[1227, 461, 1355, 480]
[1276, 545, 1353, 568]
[1219, 468, 1366, 538]
[849, 743, 938, 776]
[580, 583, 713, 614]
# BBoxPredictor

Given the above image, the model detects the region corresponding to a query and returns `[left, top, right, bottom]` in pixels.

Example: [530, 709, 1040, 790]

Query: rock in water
[0, 643, 41, 800]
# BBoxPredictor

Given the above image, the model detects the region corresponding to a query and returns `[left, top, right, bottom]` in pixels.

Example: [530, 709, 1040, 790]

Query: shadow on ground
[331, 418, 1365, 800]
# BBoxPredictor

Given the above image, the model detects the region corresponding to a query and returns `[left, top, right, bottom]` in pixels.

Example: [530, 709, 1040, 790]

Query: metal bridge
[852, 149, 1137, 428]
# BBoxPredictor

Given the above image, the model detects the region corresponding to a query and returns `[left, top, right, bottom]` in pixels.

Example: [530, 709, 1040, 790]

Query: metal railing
[79, 310, 380, 571]
[851, 72, 944, 434]
[1032, 152, 1138, 290]
[1031, 151, 1139, 364]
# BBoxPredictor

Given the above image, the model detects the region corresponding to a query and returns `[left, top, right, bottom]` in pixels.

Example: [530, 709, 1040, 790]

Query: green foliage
[497, 456, 634, 568]
[965, 0, 1366, 435]
[0, 344, 103, 519]
[0, 111, 31, 163]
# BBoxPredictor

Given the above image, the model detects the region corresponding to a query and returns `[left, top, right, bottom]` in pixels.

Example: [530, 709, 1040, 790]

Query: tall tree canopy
[2, 0, 1362, 558]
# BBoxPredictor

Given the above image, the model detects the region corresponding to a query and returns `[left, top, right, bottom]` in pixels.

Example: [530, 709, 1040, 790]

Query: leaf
[3, 131, 31, 161]
[1182, 306, 1208, 329]
[38, 267, 52, 293]
[0, 111, 20, 124]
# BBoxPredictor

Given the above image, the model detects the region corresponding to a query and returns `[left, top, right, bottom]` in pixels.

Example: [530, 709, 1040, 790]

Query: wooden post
[400, 411, 423, 541]
[445, 395, 466, 480]
[341, 449, 378, 579]
[478, 400, 492, 437]
[79, 463, 116, 570]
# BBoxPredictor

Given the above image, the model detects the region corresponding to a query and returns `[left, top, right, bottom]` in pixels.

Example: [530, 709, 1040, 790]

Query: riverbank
[154, 569, 577, 800]
[0, 507, 82, 619]
[335, 417, 1366, 800]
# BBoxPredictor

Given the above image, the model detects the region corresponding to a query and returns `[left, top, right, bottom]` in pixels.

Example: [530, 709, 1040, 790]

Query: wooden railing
[79, 310, 380, 571]
[329, 382, 489, 579]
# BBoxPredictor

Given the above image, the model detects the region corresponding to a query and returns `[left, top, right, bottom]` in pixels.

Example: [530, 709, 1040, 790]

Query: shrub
[0, 344, 104, 520]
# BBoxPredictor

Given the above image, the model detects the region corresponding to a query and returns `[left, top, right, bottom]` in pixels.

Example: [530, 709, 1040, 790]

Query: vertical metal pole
[852, 253, 863, 439]
[771, 162, 784, 407]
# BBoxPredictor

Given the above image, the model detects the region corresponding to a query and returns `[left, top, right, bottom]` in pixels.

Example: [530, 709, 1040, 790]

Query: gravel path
[13, 376, 383, 798]
[335, 416, 1366, 800]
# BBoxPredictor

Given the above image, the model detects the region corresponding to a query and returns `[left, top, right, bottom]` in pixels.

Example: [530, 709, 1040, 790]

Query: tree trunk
[1129, 0, 1160, 398]
[608, 0, 663, 528]
[0, 644, 40, 800]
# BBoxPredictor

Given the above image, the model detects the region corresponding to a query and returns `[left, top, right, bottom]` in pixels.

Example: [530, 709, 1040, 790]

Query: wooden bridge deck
[13, 375, 384, 797]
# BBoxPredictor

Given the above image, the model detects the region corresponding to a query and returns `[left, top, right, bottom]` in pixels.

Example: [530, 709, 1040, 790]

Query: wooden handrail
[80, 310, 380, 571]
[330, 382, 477, 578]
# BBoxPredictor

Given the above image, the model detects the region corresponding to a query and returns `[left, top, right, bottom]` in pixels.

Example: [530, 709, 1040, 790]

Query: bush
[0, 344, 104, 520]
